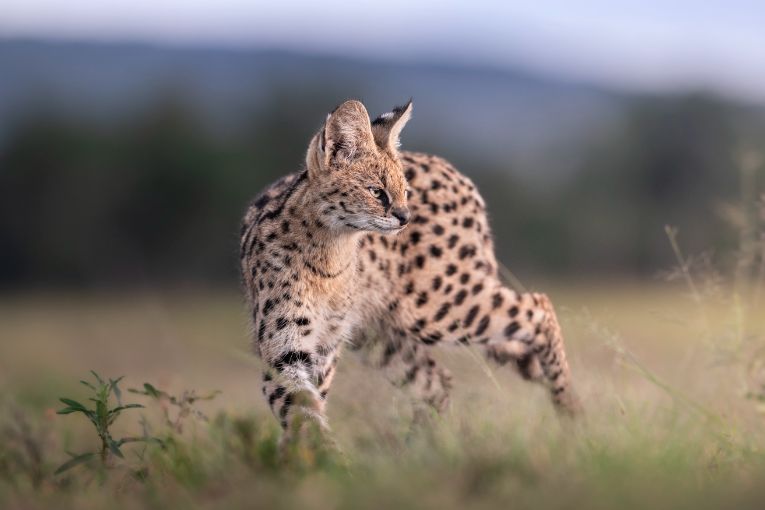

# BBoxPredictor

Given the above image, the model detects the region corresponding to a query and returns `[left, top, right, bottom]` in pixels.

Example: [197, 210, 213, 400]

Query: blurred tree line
[0, 91, 762, 288]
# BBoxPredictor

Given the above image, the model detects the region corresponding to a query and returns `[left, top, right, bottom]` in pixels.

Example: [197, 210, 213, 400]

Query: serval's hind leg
[381, 339, 453, 416]
[482, 288, 581, 416]
[351, 330, 453, 417]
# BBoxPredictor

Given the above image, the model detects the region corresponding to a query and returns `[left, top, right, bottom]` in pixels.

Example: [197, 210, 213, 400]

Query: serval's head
[306, 99, 412, 234]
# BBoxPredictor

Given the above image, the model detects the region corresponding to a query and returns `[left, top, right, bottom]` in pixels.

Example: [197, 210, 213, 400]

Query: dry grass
[1, 277, 765, 509]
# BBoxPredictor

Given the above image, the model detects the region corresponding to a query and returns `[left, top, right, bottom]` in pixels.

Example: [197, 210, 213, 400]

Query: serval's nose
[391, 206, 410, 226]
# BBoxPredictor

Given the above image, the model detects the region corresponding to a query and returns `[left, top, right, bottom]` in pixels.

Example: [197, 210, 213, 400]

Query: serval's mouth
[371, 222, 407, 235]
[378, 226, 406, 235]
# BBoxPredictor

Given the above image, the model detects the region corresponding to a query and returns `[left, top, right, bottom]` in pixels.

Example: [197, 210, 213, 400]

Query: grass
[1, 278, 765, 509]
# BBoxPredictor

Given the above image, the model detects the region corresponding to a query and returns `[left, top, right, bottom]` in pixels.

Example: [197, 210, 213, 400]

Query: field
[2, 277, 765, 510]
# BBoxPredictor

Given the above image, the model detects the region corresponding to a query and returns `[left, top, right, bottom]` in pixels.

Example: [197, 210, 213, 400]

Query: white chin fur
[346, 217, 404, 233]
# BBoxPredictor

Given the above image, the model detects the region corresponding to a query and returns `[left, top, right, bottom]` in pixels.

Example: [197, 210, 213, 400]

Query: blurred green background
[2, 35, 763, 289]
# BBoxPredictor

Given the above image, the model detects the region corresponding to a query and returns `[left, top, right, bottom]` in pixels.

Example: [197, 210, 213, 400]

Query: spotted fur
[240, 99, 580, 441]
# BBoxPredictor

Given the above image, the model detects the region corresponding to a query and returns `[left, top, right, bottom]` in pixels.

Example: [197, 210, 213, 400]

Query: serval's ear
[306, 99, 375, 177]
[371, 100, 413, 154]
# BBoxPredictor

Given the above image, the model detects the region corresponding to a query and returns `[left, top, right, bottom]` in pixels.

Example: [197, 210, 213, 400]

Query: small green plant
[55, 371, 154, 474]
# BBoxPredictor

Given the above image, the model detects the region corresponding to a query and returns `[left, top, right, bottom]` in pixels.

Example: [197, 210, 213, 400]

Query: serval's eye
[368, 187, 390, 208]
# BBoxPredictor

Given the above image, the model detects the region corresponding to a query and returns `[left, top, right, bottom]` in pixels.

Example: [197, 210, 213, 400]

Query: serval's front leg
[261, 346, 341, 453]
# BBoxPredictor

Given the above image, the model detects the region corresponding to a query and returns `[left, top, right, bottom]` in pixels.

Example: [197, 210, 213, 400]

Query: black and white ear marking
[371, 100, 413, 153]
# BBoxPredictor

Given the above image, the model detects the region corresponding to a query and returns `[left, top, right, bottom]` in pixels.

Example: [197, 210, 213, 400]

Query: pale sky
[3, 0, 765, 101]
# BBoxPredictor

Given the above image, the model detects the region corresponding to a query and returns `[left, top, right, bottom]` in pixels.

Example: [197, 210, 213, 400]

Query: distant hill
[0, 39, 627, 178]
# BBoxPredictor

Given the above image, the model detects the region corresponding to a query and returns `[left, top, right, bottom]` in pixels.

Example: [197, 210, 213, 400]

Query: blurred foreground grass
[2, 282, 765, 509]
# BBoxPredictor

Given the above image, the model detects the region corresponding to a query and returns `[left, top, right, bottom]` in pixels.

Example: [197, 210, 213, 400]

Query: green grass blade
[110, 376, 125, 404]
[90, 370, 105, 385]
[79, 380, 96, 390]
[54, 452, 95, 475]
[57, 407, 86, 415]
[143, 383, 161, 398]
[58, 398, 87, 410]
[109, 404, 144, 414]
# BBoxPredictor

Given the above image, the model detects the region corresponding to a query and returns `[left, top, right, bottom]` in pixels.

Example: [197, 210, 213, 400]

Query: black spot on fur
[416, 292, 429, 307]
[253, 194, 271, 209]
[423, 332, 443, 345]
[447, 234, 460, 249]
[432, 224, 445, 235]
[410, 319, 426, 333]
[505, 322, 520, 337]
[459, 244, 477, 259]
[445, 264, 457, 276]
[464, 305, 480, 327]
[405, 364, 420, 383]
[509, 306, 519, 318]
[454, 289, 468, 306]
[432, 276, 443, 291]
[279, 393, 293, 421]
[294, 317, 310, 326]
[268, 386, 285, 406]
[258, 320, 266, 341]
[492, 293, 504, 309]
[434, 302, 451, 322]
[274, 350, 312, 370]
[475, 315, 490, 336]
